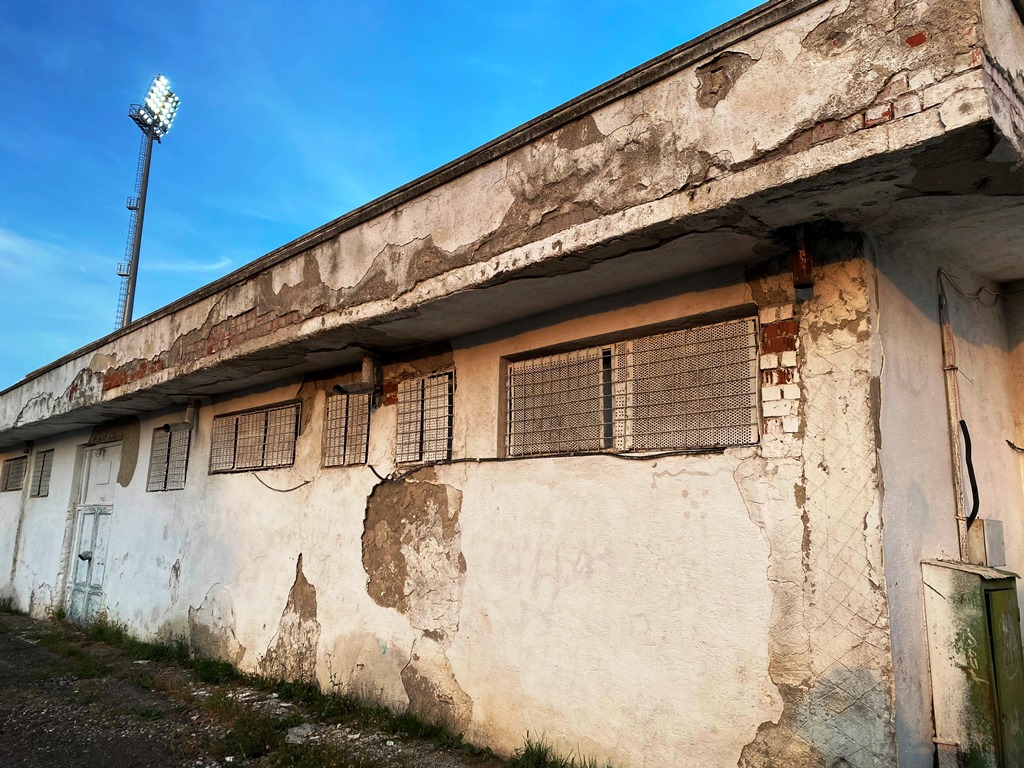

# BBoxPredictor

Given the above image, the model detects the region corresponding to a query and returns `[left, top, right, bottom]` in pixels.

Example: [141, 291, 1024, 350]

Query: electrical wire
[960, 420, 980, 530]
[938, 269, 1024, 307]
[369, 445, 728, 484]
[251, 474, 312, 493]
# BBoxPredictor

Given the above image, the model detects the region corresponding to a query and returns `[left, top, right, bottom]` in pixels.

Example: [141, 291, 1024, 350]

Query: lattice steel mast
[115, 74, 180, 329]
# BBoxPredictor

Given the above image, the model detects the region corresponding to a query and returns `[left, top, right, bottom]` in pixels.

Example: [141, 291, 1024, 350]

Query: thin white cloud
[0, 226, 116, 385]
[146, 255, 233, 273]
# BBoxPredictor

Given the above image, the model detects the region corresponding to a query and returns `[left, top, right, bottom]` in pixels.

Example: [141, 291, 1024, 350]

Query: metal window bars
[147, 429, 190, 491]
[29, 450, 54, 497]
[396, 372, 454, 464]
[324, 392, 370, 466]
[507, 318, 758, 456]
[209, 402, 300, 473]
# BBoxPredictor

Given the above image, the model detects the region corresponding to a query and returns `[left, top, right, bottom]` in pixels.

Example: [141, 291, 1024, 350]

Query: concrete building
[2, 0, 1023, 765]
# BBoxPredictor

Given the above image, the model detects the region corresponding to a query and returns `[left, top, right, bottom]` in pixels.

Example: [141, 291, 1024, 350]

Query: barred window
[147, 429, 191, 491]
[396, 372, 454, 464]
[507, 318, 758, 456]
[209, 402, 300, 473]
[324, 392, 370, 466]
[29, 450, 54, 497]
[1, 456, 28, 492]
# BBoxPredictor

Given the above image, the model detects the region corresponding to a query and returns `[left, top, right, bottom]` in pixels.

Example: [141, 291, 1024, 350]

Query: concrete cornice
[6, 0, 828, 393]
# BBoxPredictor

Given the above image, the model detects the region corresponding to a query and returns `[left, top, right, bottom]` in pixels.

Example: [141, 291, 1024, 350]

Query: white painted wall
[0, 256, 901, 767]
[874, 237, 1024, 768]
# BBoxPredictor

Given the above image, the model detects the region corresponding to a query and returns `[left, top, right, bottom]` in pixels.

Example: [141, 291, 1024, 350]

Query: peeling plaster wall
[0, 437, 84, 617]
[874, 240, 1024, 767]
[0, 250, 901, 766]
[0, 0, 1002, 440]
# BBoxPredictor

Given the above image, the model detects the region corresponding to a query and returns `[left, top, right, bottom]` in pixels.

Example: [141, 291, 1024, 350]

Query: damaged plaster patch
[88, 417, 140, 487]
[188, 583, 247, 666]
[363, 478, 472, 730]
[737, 257, 895, 767]
[362, 480, 466, 641]
[696, 52, 756, 109]
[402, 635, 473, 733]
[260, 554, 321, 682]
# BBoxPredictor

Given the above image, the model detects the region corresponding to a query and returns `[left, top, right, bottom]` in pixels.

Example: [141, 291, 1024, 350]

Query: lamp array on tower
[116, 74, 181, 328]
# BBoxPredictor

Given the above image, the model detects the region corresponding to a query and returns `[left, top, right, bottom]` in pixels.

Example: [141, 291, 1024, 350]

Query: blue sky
[0, 1, 760, 388]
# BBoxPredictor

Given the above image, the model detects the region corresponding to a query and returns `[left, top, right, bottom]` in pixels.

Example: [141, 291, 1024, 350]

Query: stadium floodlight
[115, 74, 181, 328]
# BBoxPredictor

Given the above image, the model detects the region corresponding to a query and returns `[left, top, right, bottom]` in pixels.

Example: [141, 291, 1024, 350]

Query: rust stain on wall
[260, 553, 321, 682]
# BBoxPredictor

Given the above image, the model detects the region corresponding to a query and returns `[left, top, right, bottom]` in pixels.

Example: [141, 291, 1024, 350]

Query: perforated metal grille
[506, 318, 758, 456]
[30, 450, 54, 497]
[396, 372, 453, 463]
[0, 456, 27, 492]
[507, 348, 610, 457]
[147, 429, 190, 491]
[324, 393, 370, 466]
[209, 402, 300, 473]
[628, 319, 758, 449]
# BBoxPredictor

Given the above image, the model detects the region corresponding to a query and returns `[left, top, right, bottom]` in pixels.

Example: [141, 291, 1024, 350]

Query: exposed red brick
[906, 32, 927, 47]
[762, 336, 797, 354]
[864, 103, 894, 128]
[381, 381, 399, 407]
[762, 368, 795, 386]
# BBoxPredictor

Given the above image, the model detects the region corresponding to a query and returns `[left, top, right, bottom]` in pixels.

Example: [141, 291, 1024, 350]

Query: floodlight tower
[115, 74, 181, 328]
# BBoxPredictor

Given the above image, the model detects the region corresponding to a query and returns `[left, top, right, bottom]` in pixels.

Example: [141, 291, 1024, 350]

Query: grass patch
[193, 657, 243, 685]
[0, 596, 20, 614]
[134, 705, 165, 721]
[219, 711, 288, 759]
[270, 742, 393, 768]
[202, 690, 245, 721]
[510, 734, 613, 768]
[62, 650, 110, 679]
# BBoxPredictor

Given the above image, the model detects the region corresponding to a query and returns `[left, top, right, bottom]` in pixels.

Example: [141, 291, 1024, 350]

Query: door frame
[64, 441, 121, 623]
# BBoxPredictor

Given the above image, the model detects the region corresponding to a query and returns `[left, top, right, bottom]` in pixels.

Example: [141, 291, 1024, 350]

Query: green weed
[192, 657, 244, 685]
[510, 734, 614, 768]
[134, 705, 165, 721]
[219, 712, 287, 759]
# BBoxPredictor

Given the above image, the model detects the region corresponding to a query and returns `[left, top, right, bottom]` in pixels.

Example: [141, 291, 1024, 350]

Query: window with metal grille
[29, 450, 54, 497]
[209, 402, 300, 473]
[324, 392, 370, 466]
[1, 456, 28, 492]
[507, 318, 758, 456]
[147, 429, 191, 491]
[396, 372, 454, 463]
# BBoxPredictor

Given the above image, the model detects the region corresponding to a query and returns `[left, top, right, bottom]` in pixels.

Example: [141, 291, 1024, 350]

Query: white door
[67, 443, 120, 624]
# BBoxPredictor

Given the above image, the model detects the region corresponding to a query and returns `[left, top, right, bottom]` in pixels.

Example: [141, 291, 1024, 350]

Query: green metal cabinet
[922, 561, 1024, 768]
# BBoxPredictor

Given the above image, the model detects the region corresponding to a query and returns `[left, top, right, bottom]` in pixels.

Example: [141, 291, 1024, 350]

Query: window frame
[0, 456, 28, 493]
[504, 317, 759, 457]
[323, 391, 370, 467]
[29, 450, 54, 497]
[209, 401, 301, 474]
[395, 371, 455, 464]
[147, 428, 191, 492]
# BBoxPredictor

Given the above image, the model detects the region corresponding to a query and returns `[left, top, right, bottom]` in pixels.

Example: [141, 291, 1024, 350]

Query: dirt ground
[0, 611, 506, 768]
